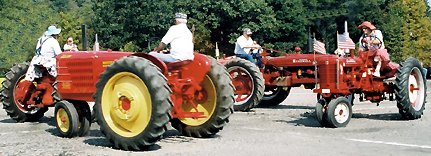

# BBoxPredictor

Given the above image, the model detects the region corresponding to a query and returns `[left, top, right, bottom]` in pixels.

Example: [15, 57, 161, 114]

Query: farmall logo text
[292, 59, 311, 63]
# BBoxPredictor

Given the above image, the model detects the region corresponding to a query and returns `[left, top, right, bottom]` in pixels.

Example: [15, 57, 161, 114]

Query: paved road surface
[0, 81, 430, 155]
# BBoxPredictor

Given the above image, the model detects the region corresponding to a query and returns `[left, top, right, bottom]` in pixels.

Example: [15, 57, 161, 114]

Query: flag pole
[336, 31, 339, 50]
[313, 32, 318, 88]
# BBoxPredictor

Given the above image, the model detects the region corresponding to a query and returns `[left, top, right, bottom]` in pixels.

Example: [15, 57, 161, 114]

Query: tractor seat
[167, 60, 192, 68]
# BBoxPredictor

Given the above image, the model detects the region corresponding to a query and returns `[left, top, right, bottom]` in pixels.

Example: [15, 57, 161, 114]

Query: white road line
[347, 138, 431, 149]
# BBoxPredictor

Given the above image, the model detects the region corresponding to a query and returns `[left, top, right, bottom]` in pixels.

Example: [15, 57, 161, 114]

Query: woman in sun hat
[20, 25, 62, 104]
[358, 21, 389, 77]
[24, 25, 62, 81]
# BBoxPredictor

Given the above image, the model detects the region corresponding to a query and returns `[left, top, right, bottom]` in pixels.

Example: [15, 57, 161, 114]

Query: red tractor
[1, 50, 234, 150]
[219, 48, 426, 128]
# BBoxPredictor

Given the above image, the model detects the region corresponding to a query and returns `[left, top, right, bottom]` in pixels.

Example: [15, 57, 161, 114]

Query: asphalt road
[0, 81, 430, 155]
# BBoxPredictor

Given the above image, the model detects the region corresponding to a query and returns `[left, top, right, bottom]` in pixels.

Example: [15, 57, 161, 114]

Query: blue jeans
[236, 53, 263, 68]
[149, 52, 179, 63]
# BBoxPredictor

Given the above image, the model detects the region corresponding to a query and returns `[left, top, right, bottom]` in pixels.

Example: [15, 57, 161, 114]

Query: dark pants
[236, 53, 263, 68]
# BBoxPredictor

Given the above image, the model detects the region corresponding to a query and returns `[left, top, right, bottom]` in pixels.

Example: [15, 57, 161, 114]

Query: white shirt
[63, 43, 78, 51]
[36, 36, 62, 58]
[161, 23, 194, 61]
[234, 35, 254, 54]
[359, 30, 385, 50]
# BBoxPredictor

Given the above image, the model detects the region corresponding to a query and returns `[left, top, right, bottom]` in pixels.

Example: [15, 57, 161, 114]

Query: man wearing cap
[234, 28, 262, 68]
[358, 21, 389, 77]
[150, 12, 194, 62]
[64, 37, 78, 52]
[22, 25, 62, 104]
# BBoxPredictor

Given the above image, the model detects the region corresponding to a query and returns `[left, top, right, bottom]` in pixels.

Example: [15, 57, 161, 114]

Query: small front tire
[55, 100, 79, 138]
[325, 97, 352, 128]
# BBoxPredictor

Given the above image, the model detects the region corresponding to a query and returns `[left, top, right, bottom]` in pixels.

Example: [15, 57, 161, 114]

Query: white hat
[45, 25, 61, 36]
[243, 28, 252, 35]
[68, 37, 73, 41]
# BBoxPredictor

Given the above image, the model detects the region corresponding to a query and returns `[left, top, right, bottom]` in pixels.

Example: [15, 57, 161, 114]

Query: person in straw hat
[358, 21, 389, 77]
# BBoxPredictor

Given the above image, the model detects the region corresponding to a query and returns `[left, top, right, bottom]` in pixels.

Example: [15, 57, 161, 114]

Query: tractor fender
[180, 53, 212, 84]
[131, 53, 168, 75]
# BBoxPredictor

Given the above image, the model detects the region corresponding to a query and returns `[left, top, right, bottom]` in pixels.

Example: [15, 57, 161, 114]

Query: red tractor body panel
[56, 51, 133, 101]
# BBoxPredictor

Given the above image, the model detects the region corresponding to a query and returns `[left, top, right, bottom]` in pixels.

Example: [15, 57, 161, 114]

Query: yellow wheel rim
[56, 108, 70, 133]
[180, 75, 217, 126]
[101, 72, 152, 137]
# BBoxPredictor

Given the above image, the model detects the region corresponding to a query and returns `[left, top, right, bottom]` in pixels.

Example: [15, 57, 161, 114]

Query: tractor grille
[318, 63, 337, 86]
[66, 61, 94, 86]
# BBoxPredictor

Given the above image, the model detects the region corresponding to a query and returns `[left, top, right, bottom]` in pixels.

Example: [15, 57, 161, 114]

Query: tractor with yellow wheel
[0, 50, 234, 150]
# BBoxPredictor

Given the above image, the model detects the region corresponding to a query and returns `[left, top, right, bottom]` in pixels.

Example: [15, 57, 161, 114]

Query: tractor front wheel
[72, 100, 91, 137]
[224, 59, 264, 111]
[325, 97, 352, 128]
[395, 57, 426, 119]
[315, 99, 330, 127]
[55, 100, 79, 138]
[93, 56, 172, 151]
[171, 56, 234, 138]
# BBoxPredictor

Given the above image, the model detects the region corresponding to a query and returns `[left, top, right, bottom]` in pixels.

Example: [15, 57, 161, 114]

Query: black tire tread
[224, 58, 264, 111]
[395, 57, 426, 119]
[93, 56, 173, 151]
[171, 56, 235, 138]
[1, 62, 48, 122]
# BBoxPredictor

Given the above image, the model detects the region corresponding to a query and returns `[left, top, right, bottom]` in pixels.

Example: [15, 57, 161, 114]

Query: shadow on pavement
[273, 111, 407, 128]
[255, 104, 314, 110]
[352, 112, 404, 120]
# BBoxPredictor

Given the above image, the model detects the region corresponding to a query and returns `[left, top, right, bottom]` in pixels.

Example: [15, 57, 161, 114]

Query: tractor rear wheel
[325, 97, 352, 128]
[395, 57, 426, 119]
[315, 99, 330, 127]
[224, 59, 264, 111]
[258, 86, 290, 106]
[55, 100, 79, 138]
[93, 56, 172, 151]
[1, 63, 48, 122]
[171, 56, 234, 138]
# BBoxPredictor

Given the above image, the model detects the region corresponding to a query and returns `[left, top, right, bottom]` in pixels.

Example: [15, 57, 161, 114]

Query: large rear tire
[395, 57, 426, 119]
[224, 59, 264, 111]
[258, 86, 290, 106]
[93, 56, 172, 151]
[171, 56, 235, 138]
[55, 100, 80, 138]
[0, 63, 48, 122]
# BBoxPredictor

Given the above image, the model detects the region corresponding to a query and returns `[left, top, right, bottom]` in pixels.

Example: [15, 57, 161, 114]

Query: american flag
[314, 38, 326, 54]
[338, 34, 356, 49]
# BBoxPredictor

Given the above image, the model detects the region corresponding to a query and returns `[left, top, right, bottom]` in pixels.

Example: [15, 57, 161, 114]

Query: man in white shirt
[234, 28, 262, 68]
[149, 13, 194, 63]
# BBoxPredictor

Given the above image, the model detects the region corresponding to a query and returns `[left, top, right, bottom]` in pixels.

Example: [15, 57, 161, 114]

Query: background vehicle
[219, 48, 426, 128]
[1, 50, 234, 150]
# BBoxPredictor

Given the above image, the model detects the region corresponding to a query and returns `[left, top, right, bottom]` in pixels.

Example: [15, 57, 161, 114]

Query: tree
[0, 0, 58, 72]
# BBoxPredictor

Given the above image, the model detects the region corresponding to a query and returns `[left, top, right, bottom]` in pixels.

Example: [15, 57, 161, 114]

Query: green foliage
[58, 11, 83, 50]
[120, 41, 139, 52]
[0, 0, 58, 72]
[1, 0, 431, 68]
